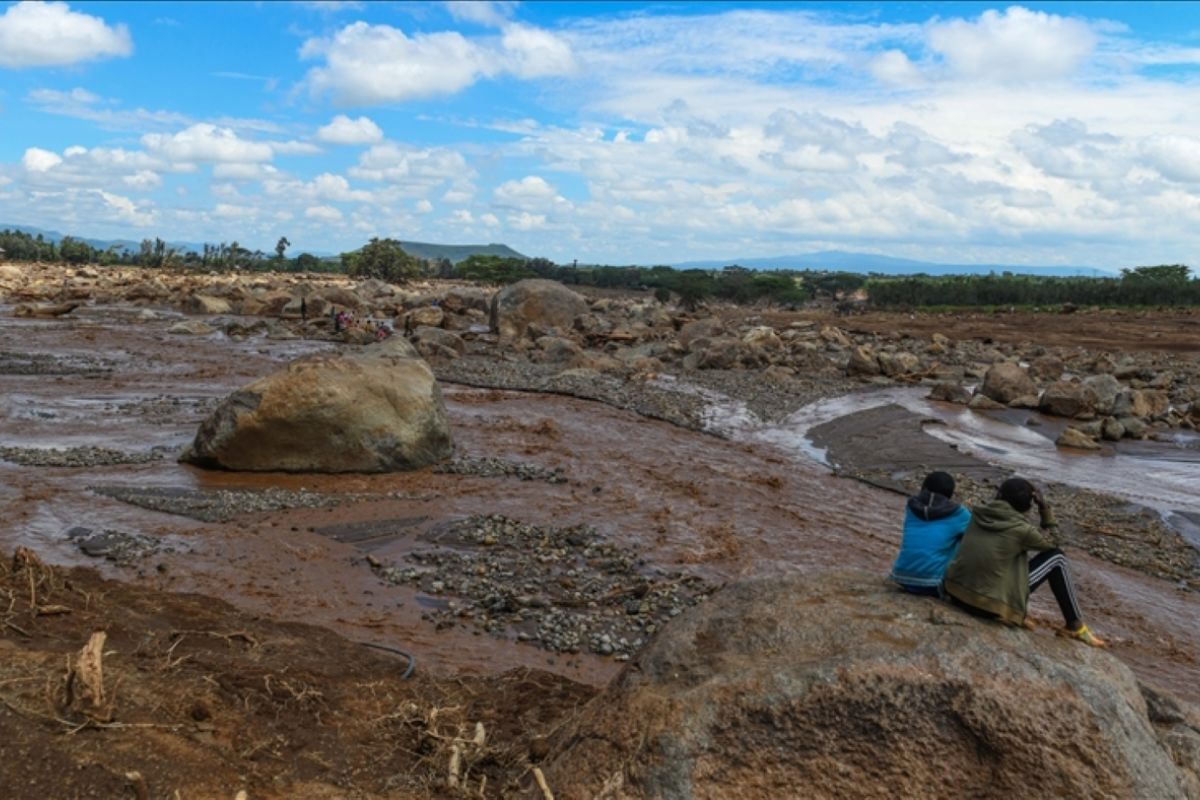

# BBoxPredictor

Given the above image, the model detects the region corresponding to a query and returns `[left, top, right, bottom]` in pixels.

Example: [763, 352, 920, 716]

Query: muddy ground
[1, 292, 1199, 797]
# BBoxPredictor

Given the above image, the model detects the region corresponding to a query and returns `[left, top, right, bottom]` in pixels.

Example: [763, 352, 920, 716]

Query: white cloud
[415, 199, 433, 213]
[212, 163, 280, 181]
[142, 124, 273, 164]
[869, 50, 923, 87]
[349, 142, 471, 188]
[493, 175, 558, 206]
[98, 189, 153, 225]
[445, 1, 516, 27]
[214, 202, 255, 219]
[0, 1, 132, 69]
[501, 24, 576, 78]
[1140, 135, 1200, 183]
[22, 148, 63, 172]
[306, 205, 343, 222]
[300, 20, 573, 105]
[271, 140, 322, 156]
[926, 6, 1097, 82]
[316, 114, 383, 145]
[509, 211, 546, 230]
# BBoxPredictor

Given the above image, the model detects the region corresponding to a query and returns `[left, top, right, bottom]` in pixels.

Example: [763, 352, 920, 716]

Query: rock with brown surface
[1057, 426, 1102, 450]
[847, 344, 881, 376]
[1083, 374, 1123, 416]
[980, 362, 1037, 404]
[185, 294, 233, 315]
[540, 574, 1199, 800]
[182, 338, 451, 472]
[490, 279, 587, 340]
[928, 382, 971, 404]
[1040, 380, 1099, 418]
[406, 305, 445, 329]
[1029, 354, 1066, 382]
[678, 318, 725, 350]
[411, 325, 465, 357]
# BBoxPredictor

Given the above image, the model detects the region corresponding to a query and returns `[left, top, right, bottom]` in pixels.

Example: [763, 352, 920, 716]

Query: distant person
[300, 296, 307, 322]
[943, 477, 1105, 647]
[889, 471, 971, 596]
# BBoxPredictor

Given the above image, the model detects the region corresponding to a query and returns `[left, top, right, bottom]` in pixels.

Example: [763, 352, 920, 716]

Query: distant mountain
[0, 223, 216, 257]
[396, 240, 527, 264]
[674, 250, 1112, 277]
[0, 223, 348, 258]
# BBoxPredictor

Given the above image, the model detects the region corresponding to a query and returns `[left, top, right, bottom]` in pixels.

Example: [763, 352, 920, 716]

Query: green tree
[275, 236, 291, 261]
[58, 236, 94, 265]
[341, 238, 420, 282]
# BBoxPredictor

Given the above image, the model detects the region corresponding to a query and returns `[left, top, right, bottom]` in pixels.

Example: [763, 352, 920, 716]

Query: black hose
[357, 640, 416, 679]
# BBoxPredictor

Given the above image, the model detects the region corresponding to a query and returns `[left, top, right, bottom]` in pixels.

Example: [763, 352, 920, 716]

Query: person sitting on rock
[889, 471, 971, 596]
[943, 477, 1105, 647]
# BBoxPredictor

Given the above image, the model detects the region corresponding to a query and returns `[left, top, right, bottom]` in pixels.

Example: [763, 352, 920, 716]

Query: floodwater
[1, 309, 1198, 701]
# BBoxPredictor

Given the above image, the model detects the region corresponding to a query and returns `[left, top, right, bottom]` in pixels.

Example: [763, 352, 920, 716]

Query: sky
[1, 1, 1200, 269]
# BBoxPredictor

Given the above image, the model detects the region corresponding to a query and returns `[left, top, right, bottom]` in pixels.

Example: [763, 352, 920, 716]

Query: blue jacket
[889, 490, 971, 589]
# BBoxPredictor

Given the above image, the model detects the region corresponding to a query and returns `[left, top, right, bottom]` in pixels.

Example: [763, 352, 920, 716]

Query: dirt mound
[0, 549, 592, 798]
[540, 573, 1200, 799]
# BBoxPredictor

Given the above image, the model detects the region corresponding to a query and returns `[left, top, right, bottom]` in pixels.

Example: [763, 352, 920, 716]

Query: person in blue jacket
[889, 471, 972, 596]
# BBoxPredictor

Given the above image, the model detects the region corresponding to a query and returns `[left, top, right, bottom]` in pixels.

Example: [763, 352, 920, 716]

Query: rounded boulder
[182, 338, 452, 472]
[489, 279, 587, 340]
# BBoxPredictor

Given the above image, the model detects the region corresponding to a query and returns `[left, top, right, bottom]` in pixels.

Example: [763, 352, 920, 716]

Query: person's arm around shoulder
[1021, 487, 1058, 551]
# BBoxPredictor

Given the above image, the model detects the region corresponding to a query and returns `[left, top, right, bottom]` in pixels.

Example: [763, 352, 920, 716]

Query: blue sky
[2, 1, 1200, 268]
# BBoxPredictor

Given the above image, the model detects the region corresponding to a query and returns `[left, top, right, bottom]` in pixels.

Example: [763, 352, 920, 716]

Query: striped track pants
[1028, 548, 1083, 627]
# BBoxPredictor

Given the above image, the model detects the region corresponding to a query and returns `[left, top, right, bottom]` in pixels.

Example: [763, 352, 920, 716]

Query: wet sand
[1, 309, 1198, 703]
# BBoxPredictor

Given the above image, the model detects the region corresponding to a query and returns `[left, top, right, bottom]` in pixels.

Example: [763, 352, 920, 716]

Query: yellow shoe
[1063, 623, 1106, 648]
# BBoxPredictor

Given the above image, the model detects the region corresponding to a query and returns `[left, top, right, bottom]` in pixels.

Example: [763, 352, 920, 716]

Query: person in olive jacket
[944, 477, 1105, 647]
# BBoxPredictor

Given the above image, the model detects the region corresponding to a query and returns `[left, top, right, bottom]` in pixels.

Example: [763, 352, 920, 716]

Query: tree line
[5, 227, 1196, 308]
[863, 265, 1200, 308]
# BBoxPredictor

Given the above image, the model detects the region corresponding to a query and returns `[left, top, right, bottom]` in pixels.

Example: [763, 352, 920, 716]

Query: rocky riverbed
[2, 262, 1200, 796]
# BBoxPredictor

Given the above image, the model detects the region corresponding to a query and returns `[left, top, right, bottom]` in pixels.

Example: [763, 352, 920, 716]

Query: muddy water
[749, 385, 1200, 516]
[1, 311, 1198, 702]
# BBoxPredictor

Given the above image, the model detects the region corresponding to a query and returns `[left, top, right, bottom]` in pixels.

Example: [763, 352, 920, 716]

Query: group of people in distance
[890, 471, 1105, 647]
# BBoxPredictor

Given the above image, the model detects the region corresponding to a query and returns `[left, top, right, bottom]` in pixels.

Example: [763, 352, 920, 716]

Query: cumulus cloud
[869, 50, 923, 86]
[300, 20, 573, 105]
[142, 124, 273, 164]
[21, 148, 63, 172]
[493, 175, 558, 206]
[445, 1, 516, 27]
[316, 114, 384, 145]
[349, 142, 472, 188]
[1140, 135, 1200, 183]
[1011, 119, 1129, 180]
[0, 1, 132, 69]
[306, 205, 343, 222]
[926, 6, 1097, 82]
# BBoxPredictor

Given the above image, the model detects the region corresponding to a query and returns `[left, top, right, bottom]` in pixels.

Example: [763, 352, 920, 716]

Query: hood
[906, 489, 961, 521]
[968, 498, 1031, 533]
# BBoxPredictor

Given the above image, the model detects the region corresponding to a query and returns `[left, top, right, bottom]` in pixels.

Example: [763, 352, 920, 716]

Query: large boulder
[181, 338, 451, 472]
[980, 362, 1037, 404]
[679, 318, 724, 351]
[1057, 426, 1102, 450]
[490, 279, 587, 340]
[1083, 374, 1123, 416]
[847, 344, 881, 376]
[540, 574, 1200, 799]
[1040, 380, 1099, 419]
[185, 294, 232, 315]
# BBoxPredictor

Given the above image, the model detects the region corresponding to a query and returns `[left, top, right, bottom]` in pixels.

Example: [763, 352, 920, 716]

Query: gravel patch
[66, 526, 169, 565]
[370, 514, 714, 660]
[0, 445, 164, 467]
[0, 350, 116, 376]
[433, 456, 567, 484]
[89, 484, 393, 523]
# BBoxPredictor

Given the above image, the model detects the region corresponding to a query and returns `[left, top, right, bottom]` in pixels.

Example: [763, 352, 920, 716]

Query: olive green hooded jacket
[943, 499, 1057, 625]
